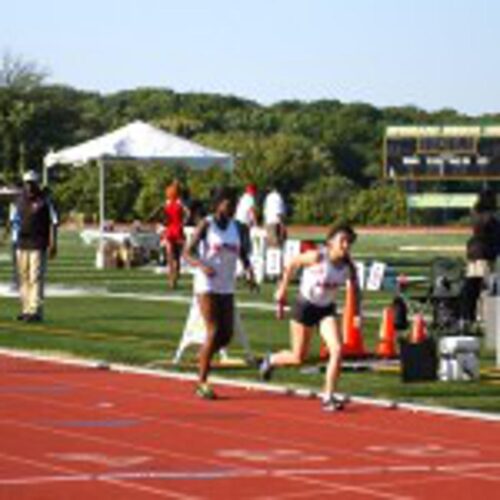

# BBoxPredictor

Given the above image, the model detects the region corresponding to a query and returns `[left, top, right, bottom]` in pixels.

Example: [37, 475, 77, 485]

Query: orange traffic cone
[376, 307, 398, 358]
[342, 281, 368, 358]
[410, 313, 427, 343]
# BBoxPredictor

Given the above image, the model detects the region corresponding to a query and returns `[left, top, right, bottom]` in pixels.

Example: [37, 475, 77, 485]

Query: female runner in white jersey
[184, 187, 256, 399]
[259, 224, 361, 411]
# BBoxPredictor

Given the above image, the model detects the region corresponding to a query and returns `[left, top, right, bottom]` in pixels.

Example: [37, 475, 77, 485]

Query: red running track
[1, 352, 500, 500]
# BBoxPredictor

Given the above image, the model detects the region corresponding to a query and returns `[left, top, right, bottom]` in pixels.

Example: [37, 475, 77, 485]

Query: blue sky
[1, 0, 497, 115]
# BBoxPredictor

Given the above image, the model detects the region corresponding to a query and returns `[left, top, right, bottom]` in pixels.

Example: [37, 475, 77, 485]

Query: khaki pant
[17, 249, 46, 316]
[265, 223, 287, 248]
[466, 259, 492, 279]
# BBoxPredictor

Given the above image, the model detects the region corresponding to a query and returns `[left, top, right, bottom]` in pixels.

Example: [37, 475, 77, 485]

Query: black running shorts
[291, 297, 337, 327]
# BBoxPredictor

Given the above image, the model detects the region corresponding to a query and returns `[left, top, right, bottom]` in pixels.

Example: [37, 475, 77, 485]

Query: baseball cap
[22, 170, 40, 183]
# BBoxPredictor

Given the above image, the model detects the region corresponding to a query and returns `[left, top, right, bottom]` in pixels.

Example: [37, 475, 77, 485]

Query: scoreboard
[384, 125, 500, 180]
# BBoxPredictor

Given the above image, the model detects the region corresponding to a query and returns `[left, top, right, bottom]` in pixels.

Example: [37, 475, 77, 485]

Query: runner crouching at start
[184, 186, 256, 400]
[259, 223, 361, 412]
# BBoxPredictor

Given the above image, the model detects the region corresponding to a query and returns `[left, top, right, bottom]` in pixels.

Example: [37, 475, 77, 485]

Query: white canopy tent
[43, 120, 233, 234]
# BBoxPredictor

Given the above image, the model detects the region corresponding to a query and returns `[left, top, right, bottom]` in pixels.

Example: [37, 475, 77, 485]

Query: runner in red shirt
[163, 181, 189, 289]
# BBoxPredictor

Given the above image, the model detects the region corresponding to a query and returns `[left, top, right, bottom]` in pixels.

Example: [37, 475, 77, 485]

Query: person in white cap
[13, 170, 58, 322]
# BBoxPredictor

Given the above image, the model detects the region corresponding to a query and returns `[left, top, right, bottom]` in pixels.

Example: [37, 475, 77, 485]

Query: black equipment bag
[393, 295, 409, 331]
[399, 337, 438, 382]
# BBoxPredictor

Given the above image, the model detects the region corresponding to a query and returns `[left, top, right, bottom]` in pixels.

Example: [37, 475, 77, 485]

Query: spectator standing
[14, 170, 58, 322]
[235, 184, 258, 228]
[463, 189, 500, 323]
[263, 188, 287, 248]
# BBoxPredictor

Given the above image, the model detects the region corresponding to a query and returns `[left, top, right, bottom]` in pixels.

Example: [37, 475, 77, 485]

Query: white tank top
[194, 216, 241, 294]
[299, 247, 350, 306]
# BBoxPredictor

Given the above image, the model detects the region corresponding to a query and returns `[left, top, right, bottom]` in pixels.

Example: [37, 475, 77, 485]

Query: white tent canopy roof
[43, 120, 233, 170]
[43, 120, 234, 240]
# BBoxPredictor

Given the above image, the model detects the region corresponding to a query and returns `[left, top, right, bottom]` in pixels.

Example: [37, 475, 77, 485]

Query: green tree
[346, 182, 408, 225]
[134, 165, 183, 221]
[292, 175, 357, 224]
[0, 50, 48, 90]
[0, 51, 49, 180]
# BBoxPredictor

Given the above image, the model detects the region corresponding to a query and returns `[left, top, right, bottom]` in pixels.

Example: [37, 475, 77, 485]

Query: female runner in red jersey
[163, 181, 189, 289]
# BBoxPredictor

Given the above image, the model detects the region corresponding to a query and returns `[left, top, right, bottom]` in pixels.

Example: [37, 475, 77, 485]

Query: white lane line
[447, 470, 500, 483]
[366, 444, 479, 458]
[47, 452, 152, 467]
[5, 461, 499, 486]
[0, 450, 199, 499]
[0, 469, 263, 486]
[0, 474, 90, 486]
[273, 462, 500, 477]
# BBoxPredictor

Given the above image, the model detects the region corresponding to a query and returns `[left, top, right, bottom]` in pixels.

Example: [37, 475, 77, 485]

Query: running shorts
[291, 296, 337, 327]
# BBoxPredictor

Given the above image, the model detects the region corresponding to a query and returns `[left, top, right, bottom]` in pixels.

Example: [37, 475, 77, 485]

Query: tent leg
[42, 164, 48, 187]
[99, 159, 105, 235]
[96, 159, 106, 270]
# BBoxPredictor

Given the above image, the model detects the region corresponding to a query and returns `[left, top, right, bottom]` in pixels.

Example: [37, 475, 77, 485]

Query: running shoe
[321, 395, 345, 412]
[25, 313, 43, 323]
[195, 383, 217, 400]
[258, 354, 274, 381]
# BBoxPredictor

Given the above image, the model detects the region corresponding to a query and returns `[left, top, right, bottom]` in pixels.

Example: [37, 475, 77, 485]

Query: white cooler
[438, 336, 480, 381]
[484, 295, 500, 350]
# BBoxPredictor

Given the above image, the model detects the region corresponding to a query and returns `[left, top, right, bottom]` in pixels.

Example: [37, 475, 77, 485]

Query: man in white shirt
[263, 188, 287, 248]
[235, 184, 257, 228]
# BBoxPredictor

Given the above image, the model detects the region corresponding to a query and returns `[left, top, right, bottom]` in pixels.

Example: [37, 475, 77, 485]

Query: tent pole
[95, 158, 106, 269]
[99, 158, 105, 237]
[42, 163, 48, 187]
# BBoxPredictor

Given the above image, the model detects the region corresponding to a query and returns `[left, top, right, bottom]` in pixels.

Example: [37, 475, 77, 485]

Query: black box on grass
[399, 337, 438, 382]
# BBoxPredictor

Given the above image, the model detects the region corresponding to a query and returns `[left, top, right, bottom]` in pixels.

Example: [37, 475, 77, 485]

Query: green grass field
[1, 228, 499, 414]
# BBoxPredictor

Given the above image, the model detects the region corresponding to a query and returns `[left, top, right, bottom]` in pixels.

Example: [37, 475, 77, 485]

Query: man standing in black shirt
[14, 170, 58, 322]
[464, 189, 500, 323]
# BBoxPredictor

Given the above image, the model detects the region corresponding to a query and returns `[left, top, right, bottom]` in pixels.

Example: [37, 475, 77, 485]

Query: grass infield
[1, 228, 499, 414]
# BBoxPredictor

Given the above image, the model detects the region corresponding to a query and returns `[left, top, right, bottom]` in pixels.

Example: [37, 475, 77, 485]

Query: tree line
[1, 53, 498, 226]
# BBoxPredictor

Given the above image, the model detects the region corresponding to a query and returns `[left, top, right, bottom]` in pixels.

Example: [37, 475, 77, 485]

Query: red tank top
[164, 200, 184, 242]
